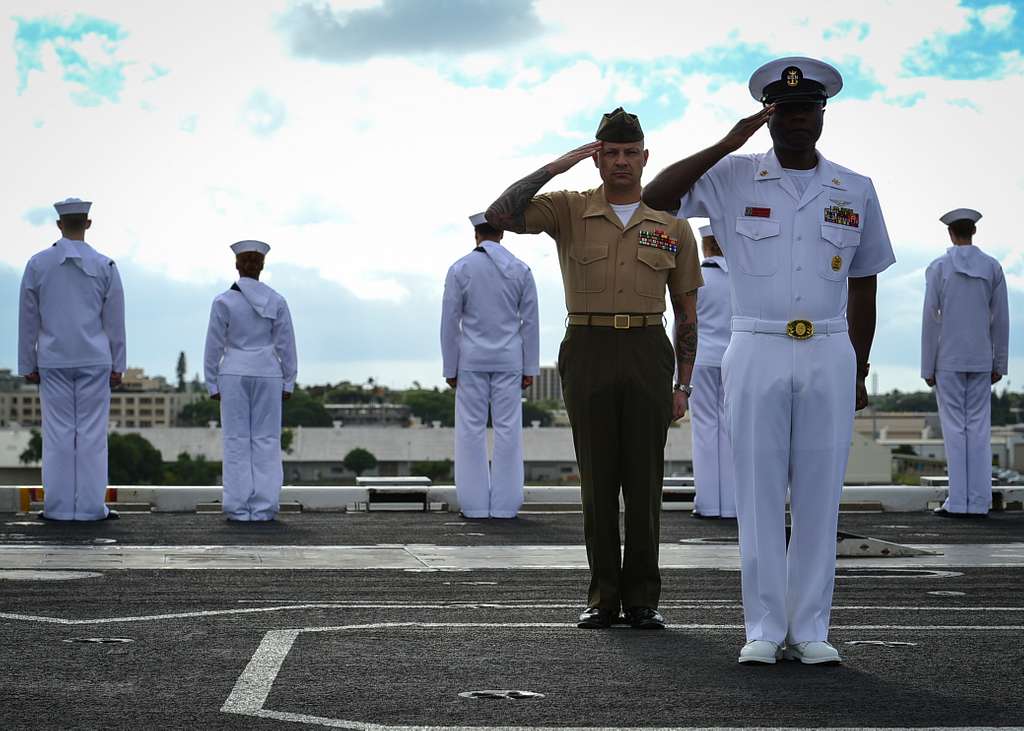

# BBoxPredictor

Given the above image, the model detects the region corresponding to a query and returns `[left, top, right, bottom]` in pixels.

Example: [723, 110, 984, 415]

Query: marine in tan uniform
[485, 108, 702, 629]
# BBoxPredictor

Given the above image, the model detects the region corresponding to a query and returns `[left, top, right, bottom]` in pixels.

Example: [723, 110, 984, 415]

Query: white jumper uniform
[691, 255, 735, 518]
[680, 149, 895, 645]
[18, 238, 126, 520]
[922, 245, 1009, 514]
[204, 278, 297, 521]
[441, 241, 540, 518]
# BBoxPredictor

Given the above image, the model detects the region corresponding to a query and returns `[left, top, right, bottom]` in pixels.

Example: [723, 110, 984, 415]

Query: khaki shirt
[524, 186, 702, 313]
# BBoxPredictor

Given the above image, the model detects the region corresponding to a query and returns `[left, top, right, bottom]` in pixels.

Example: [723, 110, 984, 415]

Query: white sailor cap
[230, 240, 270, 256]
[469, 212, 487, 227]
[699, 225, 714, 239]
[53, 198, 92, 216]
[939, 208, 982, 225]
[749, 57, 843, 105]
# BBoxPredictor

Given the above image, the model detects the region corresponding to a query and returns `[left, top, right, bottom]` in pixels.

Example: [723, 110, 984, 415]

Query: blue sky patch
[903, 1, 1023, 78]
[22, 207, 53, 227]
[14, 14, 128, 104]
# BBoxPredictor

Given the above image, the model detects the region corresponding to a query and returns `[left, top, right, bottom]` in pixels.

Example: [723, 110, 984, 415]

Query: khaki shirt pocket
[567, 243, 610, 293]
[734, 216, 780, 276]
[819, 224, 861, 281]
[635, 246, 676, 299]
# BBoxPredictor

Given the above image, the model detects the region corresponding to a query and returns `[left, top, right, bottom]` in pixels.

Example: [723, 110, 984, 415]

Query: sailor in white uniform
[18, 198, 126, 521]
[922, 208, 1009, 517]
[644, 57, 896, 665]
[441, 213, 540, 518]
[690, 224, 736, 520]
[204, 240, 298, 522]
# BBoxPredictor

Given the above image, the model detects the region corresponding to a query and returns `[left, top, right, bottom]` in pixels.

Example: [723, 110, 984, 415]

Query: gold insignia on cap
[831, 255, 842, 271]
[759, 170, 768, 176]
[785, 67, 801, 87]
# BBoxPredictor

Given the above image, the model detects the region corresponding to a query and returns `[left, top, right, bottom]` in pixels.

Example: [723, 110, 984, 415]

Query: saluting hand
[720, 105, 774, 153]
[545, 141, 605, 176]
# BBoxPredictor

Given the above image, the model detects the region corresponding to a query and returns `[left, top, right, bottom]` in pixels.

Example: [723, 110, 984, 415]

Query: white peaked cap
[939, 208, 982, 225]
[748, 56, 843, 103]
[469, 212, 487, 226]
[230, 240, 271, 255]
[54, 198, 92, 216]
[699, 225, 714, 239]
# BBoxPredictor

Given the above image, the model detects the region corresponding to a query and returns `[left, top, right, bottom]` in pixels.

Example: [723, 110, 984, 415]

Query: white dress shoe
[738, 640, 781, 664]
[783, 641, 842, 664]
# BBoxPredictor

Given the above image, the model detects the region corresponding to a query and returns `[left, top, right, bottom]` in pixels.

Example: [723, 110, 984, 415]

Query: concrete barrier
[2, 484, 1021, 514]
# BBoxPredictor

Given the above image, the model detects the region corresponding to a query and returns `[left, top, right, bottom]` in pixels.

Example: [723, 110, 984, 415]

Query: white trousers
[690, 365, 736, 518]
[722, 332, 855, 645]
[219, 375, 283, 521]
[936, 370, 992, 514]
[454, 370, 524, 518]
[39, 366, 111, 521]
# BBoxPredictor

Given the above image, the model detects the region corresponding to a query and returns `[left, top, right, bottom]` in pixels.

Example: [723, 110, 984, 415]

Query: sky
[1, 0, 1022, 394]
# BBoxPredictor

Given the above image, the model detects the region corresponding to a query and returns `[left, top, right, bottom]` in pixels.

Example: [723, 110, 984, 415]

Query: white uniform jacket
[440, 241, 540, 378]
[695, 256, 731, 368]
[204, 278, 298, 395]
[921, 245, 1009, 378]
[18, 238, 126, 374]
[680, 149, 896, 321]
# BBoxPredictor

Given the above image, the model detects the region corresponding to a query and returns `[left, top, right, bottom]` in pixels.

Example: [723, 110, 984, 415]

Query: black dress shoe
[933, 507, 967, 519]
[577, 607, 617, 629]
[102, 510, 120, 521]
[624, 607, 666, 629]
[691, 511, 719, 520]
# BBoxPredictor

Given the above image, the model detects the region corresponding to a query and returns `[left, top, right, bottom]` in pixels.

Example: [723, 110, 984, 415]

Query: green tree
[401, 388, 456, 426]
[522, 401, 554, 427]
[108, 433, 164, 485]
[175, 351, 187, 392]
[281, 427, 295, 454]
[283, 389, 333, 427]
[163, 452, 221, 485]
[178, 397, 221, 426]
[343, 447, 378, 476]
[410, 459, 452, 482]
[19, 429, 42, 465]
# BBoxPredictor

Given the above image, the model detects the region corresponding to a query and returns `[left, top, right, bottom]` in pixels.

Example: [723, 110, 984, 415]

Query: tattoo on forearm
[675, 324, 698, 365]
[485, 167, 553, 234]
[671, 291, 698, 368]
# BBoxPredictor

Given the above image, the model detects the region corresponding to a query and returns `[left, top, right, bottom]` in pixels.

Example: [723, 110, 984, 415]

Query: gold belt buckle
[613, 314, 630, 329]
[786, 319, 814, 340]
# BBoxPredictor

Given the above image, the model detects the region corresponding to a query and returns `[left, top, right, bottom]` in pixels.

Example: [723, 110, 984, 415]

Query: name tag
[638, 229, 678, 254]
[744, 206, 772, 218]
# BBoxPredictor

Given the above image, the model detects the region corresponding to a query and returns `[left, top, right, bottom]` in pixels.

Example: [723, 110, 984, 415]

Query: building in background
[523, 364, 562, 404]
[0, 368, 202, 429]
[324, 403, 411, 427]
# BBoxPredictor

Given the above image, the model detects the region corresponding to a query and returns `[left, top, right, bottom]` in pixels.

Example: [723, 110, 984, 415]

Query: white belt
[731, 316, 848, 340]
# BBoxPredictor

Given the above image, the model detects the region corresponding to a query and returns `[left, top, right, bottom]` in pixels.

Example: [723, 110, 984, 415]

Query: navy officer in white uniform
[644, 57, 895, 665]
[204, 240, 298, 522]
[441, 213, 540, 518]
[18, 198, 126, 521]
[922, 208, 1009, 517]
[690, 224, 735, 520]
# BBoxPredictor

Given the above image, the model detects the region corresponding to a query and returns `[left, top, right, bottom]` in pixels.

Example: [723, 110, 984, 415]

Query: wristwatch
[673, 382, 693, 396]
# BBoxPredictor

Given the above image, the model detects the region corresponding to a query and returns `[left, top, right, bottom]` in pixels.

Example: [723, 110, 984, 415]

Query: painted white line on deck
[222, 625, 1021, 730]
[3, 602, 1024, 625]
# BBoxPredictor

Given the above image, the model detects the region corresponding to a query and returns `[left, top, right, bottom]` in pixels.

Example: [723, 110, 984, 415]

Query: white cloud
[977, 4, 1016, 33]
[2, 0, 1022, 392]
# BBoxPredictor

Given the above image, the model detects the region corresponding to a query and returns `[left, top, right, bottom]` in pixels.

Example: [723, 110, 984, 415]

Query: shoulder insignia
[109, 260, 115, 266]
